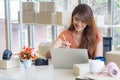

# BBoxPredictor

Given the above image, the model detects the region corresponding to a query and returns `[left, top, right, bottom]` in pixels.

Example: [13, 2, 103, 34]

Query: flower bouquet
[19, 46, 39, 60]
[19, 46, 39, 68]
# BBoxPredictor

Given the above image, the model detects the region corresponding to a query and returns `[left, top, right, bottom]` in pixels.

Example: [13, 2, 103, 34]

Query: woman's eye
[74, 18, 80, 21]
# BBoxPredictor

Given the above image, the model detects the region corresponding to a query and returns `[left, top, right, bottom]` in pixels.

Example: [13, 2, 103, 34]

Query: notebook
[50, 48, 89, 69]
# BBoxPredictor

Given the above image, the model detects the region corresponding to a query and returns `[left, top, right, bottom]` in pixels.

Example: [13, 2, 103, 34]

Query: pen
[62, 34, 66, 41]
[62, 35, 71, 47]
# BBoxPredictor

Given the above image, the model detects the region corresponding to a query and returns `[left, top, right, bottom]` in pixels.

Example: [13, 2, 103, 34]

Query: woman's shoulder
[96, 29, 102, 35]
[96, 29, 103, 41]
[61, 29, 72, 35]
[58, 29, 72, 41]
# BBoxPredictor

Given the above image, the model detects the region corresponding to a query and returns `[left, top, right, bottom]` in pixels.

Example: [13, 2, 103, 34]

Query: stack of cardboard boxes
[18, 1, 71, 26]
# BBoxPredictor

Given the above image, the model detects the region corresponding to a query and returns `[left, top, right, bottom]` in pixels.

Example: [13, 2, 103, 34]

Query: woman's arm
[94, 40, 103, 57]
[45, 37, 71, 58]
[45, 38, 63, 58]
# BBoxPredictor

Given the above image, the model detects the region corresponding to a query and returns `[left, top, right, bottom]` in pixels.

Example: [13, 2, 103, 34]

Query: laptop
[50, 48, 88, 69]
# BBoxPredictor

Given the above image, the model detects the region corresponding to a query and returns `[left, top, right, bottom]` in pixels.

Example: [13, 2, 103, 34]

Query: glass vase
[23, 59, 32, 69]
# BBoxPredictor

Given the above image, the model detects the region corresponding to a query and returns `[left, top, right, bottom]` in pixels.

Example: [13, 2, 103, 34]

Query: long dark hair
[68, 4, 98, 59]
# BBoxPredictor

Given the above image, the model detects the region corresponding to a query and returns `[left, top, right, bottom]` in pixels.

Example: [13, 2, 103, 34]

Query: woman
[46, 4, 103, 59]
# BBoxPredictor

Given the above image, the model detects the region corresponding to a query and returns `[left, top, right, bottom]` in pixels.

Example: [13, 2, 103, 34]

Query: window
[81, 0, 108, 25]
[111, 0, 120, 47]
[114, 0, 120, 25]
[3, 0, 120, 56]
[0, 0, 6, 56]
[81, 0, 120, 48]
[11, 0, 27, 52]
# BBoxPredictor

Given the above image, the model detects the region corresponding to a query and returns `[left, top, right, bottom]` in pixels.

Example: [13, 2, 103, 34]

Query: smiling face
[73, 14, 87, 32]
[69, 4, 94, 33]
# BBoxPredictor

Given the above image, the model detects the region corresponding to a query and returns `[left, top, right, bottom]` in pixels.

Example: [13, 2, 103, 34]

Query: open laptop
[50, 48, 88, 69]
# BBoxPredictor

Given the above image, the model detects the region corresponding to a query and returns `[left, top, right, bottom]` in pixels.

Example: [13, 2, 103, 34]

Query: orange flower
[19, 46, 39, 60]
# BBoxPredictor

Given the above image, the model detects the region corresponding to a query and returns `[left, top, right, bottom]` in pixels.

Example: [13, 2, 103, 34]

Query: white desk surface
[0, 63, 75, 80]
[0, 60, 120, 80]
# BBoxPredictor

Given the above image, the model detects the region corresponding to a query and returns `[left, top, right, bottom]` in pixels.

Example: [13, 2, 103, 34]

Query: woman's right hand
[61, 41, 71, 48]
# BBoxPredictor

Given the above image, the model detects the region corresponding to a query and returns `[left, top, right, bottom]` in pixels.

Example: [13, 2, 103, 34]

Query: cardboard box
[22, 2, 37, 11]
[18, 11, 36, 24]
[0, 58, 20, 69]
[55, 11, 71, 26]
[114, 46, 120, 51]
[73, 63, 90, 76]
[36, 12, 56, 24]
[106, 51, 120, 68]
[39, 1, 55, 12]
[38, 43, 51, 58]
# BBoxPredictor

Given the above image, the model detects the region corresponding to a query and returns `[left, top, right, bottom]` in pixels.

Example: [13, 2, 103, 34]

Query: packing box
[18, 11, 35, 24]
[36, 12, 56, 24]
[106, 51, 120, 68]
[55, 11, 71, 26]
[38, 43, 51, 58]
[39, 1, 55, 12]
[73, 63, 89, 76]
[22, 2, 36, 11]
[0, 58, 20, 69]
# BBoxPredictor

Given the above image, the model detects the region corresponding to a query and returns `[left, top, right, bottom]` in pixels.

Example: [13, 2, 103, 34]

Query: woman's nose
[77, 21, 82, 25]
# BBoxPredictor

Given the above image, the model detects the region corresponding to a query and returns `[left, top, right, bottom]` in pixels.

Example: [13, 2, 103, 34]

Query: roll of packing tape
[107, 62, 120, 77]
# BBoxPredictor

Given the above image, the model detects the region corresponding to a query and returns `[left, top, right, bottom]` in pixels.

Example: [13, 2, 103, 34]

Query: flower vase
[23, 59, 32, 69]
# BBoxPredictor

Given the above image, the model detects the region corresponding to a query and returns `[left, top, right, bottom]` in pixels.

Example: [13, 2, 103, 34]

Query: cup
[90, 60, 105, 74]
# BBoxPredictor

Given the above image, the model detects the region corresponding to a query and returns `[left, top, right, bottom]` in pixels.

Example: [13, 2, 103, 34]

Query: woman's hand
[61, 41, 71, 48]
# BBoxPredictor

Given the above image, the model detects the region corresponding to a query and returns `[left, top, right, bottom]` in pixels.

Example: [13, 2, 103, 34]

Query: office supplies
[35, 58, 48, 66]
[76, 76, 95, 80]
[107, 62, 120, 77]
[2, 49, 12, 60]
